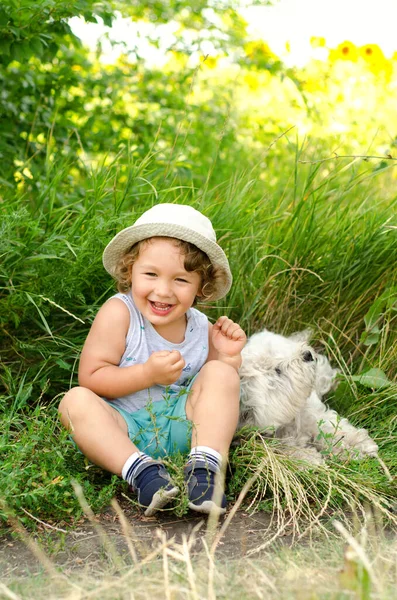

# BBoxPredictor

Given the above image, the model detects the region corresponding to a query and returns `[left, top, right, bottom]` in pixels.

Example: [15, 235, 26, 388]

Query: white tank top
[106, 292, 209, 413]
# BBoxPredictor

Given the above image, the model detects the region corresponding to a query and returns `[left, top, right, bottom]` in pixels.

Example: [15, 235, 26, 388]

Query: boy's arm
[78, 298, 153, 398]
[206, 317, 247, 371]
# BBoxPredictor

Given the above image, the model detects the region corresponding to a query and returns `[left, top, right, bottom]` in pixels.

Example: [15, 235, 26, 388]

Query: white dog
[239, 329, 378, 465]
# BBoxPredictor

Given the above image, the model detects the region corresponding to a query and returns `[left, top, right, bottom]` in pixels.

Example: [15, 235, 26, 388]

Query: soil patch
[3, 500, 395, 581]
[0, 500, 294, 578]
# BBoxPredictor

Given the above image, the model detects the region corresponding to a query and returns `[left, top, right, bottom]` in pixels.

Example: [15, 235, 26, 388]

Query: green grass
[1, 139, 397, 534]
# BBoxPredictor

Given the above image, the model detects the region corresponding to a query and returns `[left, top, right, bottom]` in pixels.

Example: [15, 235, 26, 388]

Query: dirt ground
[0, 500, 297, 578]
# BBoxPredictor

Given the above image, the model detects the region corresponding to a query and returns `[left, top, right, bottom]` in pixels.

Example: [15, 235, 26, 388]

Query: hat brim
[102, 223, 232, 301]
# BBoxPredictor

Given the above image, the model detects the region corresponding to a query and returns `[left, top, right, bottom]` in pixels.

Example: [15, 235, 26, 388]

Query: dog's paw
[284, 445, 325, 467]
[332, 429, 378, 459]
[354, 438, 378, 458]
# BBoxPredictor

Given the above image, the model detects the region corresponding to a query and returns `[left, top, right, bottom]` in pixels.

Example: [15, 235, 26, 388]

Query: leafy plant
[360, 288, 397, 346]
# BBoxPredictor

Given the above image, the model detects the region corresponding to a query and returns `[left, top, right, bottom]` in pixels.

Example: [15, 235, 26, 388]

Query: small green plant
[316, 417, 344, 459]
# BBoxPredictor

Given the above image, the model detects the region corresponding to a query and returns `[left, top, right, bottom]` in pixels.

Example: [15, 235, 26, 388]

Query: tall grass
[1, 138, 396, 531]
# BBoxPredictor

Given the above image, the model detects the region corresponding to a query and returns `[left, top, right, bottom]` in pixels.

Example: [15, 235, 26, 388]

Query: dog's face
[240, 329, 317, 379]
[239, 329, 318, 428]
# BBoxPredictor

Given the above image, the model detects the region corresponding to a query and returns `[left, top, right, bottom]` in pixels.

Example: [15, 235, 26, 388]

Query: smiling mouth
[149, 301, 174, 314]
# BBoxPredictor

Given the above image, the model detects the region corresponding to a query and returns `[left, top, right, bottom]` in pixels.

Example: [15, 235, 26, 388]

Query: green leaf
[25, 292, 54, 339]
[10, 41, 25, 62]
[101, 12, 113, 27]
[364, 288, 397, 330]
[83, 12, 98, 24]
[30, 37, 43, 56]
[351, 368, 392, 390]
[359, 325, 380, 346]
[0, 38, 11, 55]
[0, 8, 9, 27]
[25, 254, 63, 261]
[360, 332, 380, 346]
[55, 359, 72, 371]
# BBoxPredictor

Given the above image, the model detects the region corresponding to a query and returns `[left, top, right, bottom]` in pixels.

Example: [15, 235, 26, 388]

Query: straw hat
[102, 203, 232, 300]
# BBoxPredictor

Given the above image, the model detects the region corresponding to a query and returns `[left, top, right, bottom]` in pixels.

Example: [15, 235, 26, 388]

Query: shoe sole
[144, 486, 179, 517]
[188, 500, 226, 515]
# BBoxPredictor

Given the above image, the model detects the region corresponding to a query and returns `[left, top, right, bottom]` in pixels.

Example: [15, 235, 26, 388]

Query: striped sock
[121, 452, 153, 487]
[187, 446, 223, 472]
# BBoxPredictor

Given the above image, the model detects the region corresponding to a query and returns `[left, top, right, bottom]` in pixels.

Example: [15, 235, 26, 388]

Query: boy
[59, 203, 246, 516]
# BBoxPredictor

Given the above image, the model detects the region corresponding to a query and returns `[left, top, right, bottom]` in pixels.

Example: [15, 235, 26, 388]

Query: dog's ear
[288, 328, 313, 343]
[315, 355, 339, 395]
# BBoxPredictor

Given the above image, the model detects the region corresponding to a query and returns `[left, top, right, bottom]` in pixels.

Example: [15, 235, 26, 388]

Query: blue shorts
[108, 379, 196, 459]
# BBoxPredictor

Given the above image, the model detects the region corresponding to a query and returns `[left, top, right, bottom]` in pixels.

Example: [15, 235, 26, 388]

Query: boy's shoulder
[89, 296, 130, 337]
[106, 291, 136, 313]
[100, 295, 130, 318]
[189, 305, 209, 327]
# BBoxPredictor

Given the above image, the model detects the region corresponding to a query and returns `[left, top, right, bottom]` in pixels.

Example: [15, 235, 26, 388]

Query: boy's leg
[59, 386, 137, 474]
[184, 361, 240, 513]
[59, 387, 178, 515]
[185, 360, 240, 455]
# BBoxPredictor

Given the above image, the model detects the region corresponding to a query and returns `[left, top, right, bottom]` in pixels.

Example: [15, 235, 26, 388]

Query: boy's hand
[211, 316, 247, 357]
[144, 350, 185, 386]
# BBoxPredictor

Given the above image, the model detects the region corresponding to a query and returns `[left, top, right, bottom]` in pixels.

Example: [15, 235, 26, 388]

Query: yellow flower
[329, 41, 358, 62]
[310, 36, 326, 48]
[244, 40, 277, 61]
[244, 40, 280, 71]
[167, 50, 188, 68]
[359, 44, 384, 63]
[202, 55, 218, 69]
[244, 72, 260, 91]
[359, 44, 391, 77]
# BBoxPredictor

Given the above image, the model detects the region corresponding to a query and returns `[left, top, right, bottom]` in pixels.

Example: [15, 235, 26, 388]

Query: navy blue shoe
[131, 461, 179, 517]
[184, 462, 227, 515]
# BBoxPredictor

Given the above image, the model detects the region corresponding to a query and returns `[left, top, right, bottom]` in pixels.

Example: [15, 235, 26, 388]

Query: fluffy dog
[239, 329, 378, 465]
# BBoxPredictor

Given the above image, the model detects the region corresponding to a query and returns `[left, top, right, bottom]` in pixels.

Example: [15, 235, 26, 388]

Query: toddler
[59, 203, 246, 516]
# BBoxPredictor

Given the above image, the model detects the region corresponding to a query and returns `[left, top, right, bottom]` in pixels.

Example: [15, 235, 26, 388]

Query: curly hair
[113, 236, 219, 303]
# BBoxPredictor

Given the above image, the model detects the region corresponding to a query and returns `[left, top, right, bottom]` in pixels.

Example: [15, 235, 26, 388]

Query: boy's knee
[58, 386, 92, 425]
[202, 360, 240, 388]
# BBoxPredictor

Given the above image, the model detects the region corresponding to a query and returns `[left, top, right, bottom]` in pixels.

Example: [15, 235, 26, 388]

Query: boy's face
[130, 238, 201, 335]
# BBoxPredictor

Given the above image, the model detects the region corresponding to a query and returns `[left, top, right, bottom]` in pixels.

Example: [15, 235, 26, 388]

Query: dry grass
[2, 468, 396, 600]
[228, 431, 397, 551]
[1, 509, 396, 600]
